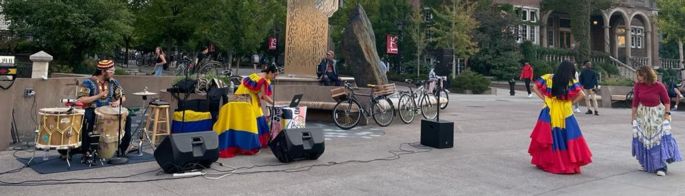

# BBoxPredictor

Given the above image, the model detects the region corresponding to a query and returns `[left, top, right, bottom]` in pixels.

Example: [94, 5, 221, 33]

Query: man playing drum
[75, 60, 132, 160]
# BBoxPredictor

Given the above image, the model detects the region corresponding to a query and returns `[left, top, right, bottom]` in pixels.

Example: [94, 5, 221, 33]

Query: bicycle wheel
[420, 94, 438, 120]
[398, 94, 416, 124]
[437, 89, 449, 110]
[199, 62, 220, 75]
[372, 97, 395, 127]
[332, 99, 362, 130]
[175, 64, 186, 76]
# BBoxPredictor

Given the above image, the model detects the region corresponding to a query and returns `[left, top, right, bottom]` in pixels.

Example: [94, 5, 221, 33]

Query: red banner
[386, 34, 398, 54]
[268, 37, 278, 50]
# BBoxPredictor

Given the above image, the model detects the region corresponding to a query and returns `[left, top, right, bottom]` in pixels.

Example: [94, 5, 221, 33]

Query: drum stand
[128, 91, 156, 156]
[27, 148, 77, 169]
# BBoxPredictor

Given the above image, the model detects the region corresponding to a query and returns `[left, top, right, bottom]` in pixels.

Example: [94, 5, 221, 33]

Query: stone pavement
[1, 88, 684, 195]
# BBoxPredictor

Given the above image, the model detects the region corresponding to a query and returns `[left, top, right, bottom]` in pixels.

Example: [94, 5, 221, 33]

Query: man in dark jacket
[579, 61, 599, 116]
[317, 50, 340, 86]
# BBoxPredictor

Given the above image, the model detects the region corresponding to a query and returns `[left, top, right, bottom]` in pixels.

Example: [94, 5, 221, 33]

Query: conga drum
[94, 106, 128, 160]
[36, 108, 85, 150]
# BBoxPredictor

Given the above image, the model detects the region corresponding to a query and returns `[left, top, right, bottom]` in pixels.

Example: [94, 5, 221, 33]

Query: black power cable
[0, 142, 431, 186]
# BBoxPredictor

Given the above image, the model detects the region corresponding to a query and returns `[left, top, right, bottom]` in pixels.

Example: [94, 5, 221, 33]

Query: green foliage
[530, 60, 556, 78]
[593, 62, 619, 77]
[431, 0, 479, 58]
[2, 0, 134, 66]
[601, 77, 633, 86]
[469, 2, 522, 80]
[133, 0, 285, 57]
[49, 64, 74, 74]
[114, 68, 129, 76]
[520, 41, 535, 61]
[658, 68, 680, 84]
[451, 70, 491, 94]
[658, 0, 685, 44]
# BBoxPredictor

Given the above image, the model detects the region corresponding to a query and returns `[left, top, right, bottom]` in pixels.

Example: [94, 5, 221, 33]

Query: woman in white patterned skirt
[631, 66, 683, 176]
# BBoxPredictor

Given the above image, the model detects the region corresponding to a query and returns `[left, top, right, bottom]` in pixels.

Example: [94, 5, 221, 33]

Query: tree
[470, 1, 522, 80]
[133, 0, 284, 66]
[2, 0, 134, 69]
[542, 0, 614, 63]
[407, 5, 430, 78]
[132, 0, 197, 52]
[658, 0, 685, 70]
[431, 0, 479, 78]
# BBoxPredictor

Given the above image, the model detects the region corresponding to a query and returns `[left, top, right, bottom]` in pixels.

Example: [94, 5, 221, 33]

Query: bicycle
[429, 76, 450, 110]
[397, 79, 439, 124]
[175, 56, 221, 76]
[332, 82, 396, 130]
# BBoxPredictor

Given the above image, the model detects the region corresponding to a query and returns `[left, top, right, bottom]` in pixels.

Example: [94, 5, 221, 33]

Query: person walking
[519, 61, 534, 97]
[153, 47, 167, 76]
[579, 61, 599, 115]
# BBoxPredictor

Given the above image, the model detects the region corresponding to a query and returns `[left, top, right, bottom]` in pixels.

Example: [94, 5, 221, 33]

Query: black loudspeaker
[269, 128, 325, 163]
[421, 120, 454, 148]
[154, 131, 219, 173]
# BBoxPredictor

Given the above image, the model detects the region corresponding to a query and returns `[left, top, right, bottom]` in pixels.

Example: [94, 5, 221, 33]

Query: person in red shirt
[519, 62, 534, 97]
[631, 66, 682, 176]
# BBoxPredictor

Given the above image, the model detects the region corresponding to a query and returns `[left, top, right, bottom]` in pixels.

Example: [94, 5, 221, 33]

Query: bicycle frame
[344, 85, 377, 118]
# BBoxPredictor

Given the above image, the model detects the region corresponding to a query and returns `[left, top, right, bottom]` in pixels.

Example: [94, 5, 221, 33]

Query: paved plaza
[1, 89, 684, 195]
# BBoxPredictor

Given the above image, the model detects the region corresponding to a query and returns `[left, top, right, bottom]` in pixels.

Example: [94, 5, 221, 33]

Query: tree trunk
[417, 46, 421, 79]
[679, 40, 683, 68]
[451, 52, 456, 79]
[679, 40, 684, 78]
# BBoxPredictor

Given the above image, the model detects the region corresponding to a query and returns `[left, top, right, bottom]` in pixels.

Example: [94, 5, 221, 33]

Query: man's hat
[97, 60, 114, 70]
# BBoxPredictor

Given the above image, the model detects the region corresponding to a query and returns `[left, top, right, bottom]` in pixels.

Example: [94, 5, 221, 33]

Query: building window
[630, 26, 644, 49]
[514, 6, 539, 44]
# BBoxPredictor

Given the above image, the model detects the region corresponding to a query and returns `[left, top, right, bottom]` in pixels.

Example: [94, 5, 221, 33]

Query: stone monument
[341, 5, 388, 86]
[284, 0, 339, 76]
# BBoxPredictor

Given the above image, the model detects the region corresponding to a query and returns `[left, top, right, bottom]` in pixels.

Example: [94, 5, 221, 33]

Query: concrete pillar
[541, 22, 547, 47]
[30, 51, 53, 79]
[652, 18, 660, 68]
[625, 19, 632, 65]
[603, 13, 611, 54]
[646, 28, 653, 66]
[604, 25, 611, 54]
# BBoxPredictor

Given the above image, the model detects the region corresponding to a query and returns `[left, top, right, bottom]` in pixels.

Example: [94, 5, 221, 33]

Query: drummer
[76, 60, 132, 157]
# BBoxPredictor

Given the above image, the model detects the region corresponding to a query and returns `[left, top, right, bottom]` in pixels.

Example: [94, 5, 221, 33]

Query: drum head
[95, 106, 129, 116]
[39, 107, 85, 115]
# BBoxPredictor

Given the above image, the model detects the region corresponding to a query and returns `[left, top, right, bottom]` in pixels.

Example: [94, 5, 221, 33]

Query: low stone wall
[0, 75, 177, 150]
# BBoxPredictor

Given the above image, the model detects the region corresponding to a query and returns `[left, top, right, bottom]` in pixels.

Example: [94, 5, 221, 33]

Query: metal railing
[609, 56, 636, 80]
[659, 58, 681, 70]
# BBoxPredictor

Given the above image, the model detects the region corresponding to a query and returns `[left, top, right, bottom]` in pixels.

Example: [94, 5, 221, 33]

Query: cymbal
[132, 91, 157, 96]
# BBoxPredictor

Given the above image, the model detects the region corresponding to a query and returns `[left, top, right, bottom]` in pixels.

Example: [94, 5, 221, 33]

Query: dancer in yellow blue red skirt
[529, 61, 593, 174]
[214, 65, 277, 158]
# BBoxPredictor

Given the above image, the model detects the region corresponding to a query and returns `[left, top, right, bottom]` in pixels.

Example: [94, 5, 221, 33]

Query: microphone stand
[109, 95, 128, 165]
[436, 78, 440, 122]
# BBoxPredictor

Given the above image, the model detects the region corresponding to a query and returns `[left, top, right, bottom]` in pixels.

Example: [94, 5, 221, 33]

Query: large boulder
[341, 5, 388, 86]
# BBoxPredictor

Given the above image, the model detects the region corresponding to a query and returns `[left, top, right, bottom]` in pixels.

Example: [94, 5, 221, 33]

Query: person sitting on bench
[316, 50, 341, 86]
